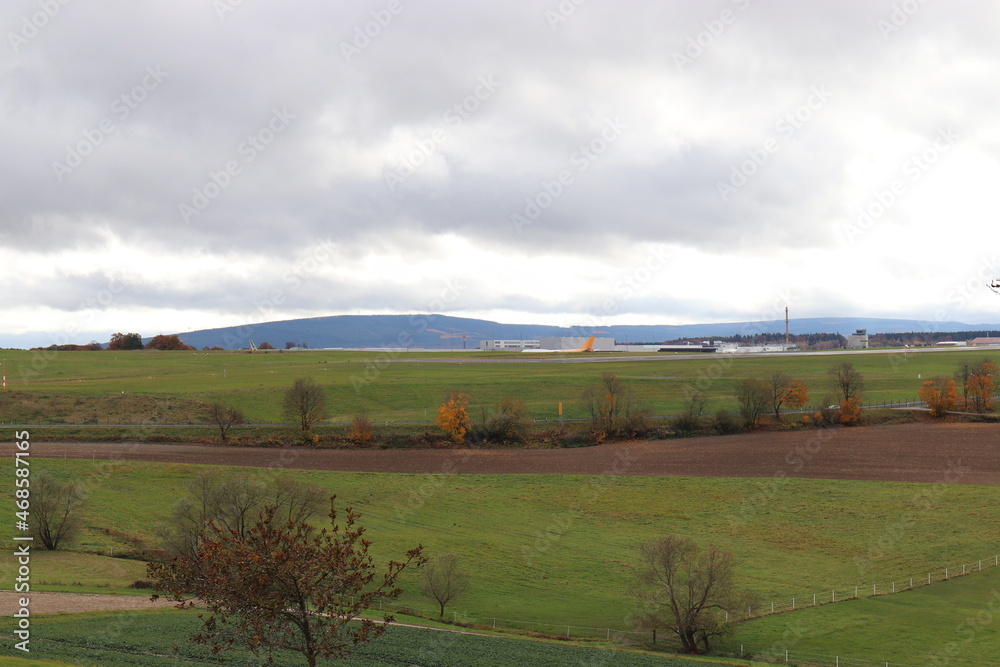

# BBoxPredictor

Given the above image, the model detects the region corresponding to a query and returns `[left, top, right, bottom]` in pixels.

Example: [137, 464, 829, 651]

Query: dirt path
[15, 421, 1000, 484]
[0, 590, 178, 615]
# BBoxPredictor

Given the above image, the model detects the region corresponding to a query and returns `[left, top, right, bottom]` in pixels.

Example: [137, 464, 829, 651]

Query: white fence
[733, 553, 1000, 621]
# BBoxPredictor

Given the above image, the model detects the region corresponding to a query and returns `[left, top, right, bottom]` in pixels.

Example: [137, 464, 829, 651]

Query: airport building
[846, 329, 870, 349]
[479, 340, 540, 350]
[539, 337, 617, 351]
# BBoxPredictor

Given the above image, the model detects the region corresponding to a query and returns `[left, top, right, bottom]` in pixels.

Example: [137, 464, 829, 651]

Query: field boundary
[741, 552, 1000, 621]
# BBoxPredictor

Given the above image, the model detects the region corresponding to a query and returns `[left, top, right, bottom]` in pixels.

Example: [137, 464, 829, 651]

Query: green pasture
[721, 565, 1000, 667]
[0, 609, 744, 666]
[2, 458, 997, 638]
[1, 347, 997, 424]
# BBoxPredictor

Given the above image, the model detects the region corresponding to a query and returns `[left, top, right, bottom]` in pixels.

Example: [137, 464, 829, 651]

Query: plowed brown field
[20, 422, 1000, 484]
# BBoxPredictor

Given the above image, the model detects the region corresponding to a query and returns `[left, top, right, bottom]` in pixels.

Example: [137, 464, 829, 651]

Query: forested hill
[164, 314, 1000, 350]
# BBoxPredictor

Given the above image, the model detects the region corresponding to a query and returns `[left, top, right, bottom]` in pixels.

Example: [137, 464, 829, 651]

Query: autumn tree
[919, 377, 959, 417]
[107, 332, 143, 350]
[207, 402, 245, 441]
[766, 373, 809, 420]
[630, 535, 752, 654]
[28, 472, 86, 550]
[736, 378, 768, 430]
[961, 358, 999, 413]
[829, 362, 864, 425]
[436, 392, 471, 443]
[145, 334, 194, 350]
[148, 497, 424, 666]
[283, 377, 327, 433]
[258, 341, 275, 350]
[420, 553, 472, 618]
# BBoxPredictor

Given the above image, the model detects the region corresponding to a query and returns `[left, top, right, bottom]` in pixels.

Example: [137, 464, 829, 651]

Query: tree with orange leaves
[767, 373, 809, 420]
[919, 377, 959, 417]
[436, 392, 471, 443]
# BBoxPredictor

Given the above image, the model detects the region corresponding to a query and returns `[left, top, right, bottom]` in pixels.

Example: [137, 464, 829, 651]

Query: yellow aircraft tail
[572, 336, 596, 352]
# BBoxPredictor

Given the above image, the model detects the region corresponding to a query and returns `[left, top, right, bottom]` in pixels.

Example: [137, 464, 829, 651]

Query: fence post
[892, 581, 895, 593]
[771, 601, 775, 614]
[832, 590, 835, 602]
[928, 573, 931, 585]
[946, 568, 949, 580]
[854, 586, 858, 598]
[873, 583, 877, 596]
[813, 594, 816, 606]
[792, 598, 795, 609]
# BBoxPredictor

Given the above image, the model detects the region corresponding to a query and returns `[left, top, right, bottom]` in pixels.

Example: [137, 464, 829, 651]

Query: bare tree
[736, 378, 768, 430]
[267, 476, 327, 525]
[630, 535, 751, 654]
[283, 377, 328, 432]
[829, 362, 864, 404]
[582, 373, 649, 438]
[673, 388, 708, 432]
[29, 472, 86, 550]
[420, 553, 472, 618]
[207, 402, 246, 441]
[156, 472, 325, 558]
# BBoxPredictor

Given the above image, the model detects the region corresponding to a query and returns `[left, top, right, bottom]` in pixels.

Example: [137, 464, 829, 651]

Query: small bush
[713, 409, 741, 435]
[474, 397, 533, 445]
[129, 579, 155, 589]
[348, 413, 375, 446]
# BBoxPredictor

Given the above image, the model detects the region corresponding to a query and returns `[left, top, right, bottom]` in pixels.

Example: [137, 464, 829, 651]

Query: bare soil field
[0, 590, 178, 615]
[17, 421, 1000, 485]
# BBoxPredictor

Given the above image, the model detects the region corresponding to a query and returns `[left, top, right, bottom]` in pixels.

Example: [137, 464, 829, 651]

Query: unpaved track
[0, 590, 178, 615]
[16, 421, 1000, 484]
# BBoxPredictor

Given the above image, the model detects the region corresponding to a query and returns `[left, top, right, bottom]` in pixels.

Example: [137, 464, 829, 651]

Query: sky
[3, 0, 1000, 348]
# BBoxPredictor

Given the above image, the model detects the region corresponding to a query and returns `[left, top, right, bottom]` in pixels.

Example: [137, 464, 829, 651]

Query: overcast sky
[3, 0, 1000, 347]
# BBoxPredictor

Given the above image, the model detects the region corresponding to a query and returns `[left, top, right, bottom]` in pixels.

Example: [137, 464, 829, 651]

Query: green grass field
[721, 565, 1000, 666]
[0, 608, 748, 666]
[2, 459, 997, 643]
[2, 347, 997, 424]
[1, 348, 998, 665]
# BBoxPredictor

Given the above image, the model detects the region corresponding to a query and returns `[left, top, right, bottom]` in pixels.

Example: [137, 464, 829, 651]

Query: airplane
[522, 336, 597, 353]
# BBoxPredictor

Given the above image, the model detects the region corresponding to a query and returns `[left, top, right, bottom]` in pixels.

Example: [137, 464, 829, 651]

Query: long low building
[479, 340, 540, 350]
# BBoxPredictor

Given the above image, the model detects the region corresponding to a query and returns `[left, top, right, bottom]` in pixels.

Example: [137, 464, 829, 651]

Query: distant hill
[161, 314, 1000, 350]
